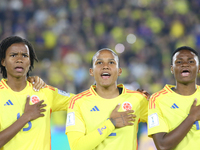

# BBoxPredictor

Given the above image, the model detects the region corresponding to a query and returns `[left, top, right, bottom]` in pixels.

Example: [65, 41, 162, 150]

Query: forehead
[173, 50, 197, 59]
[94, 50, 116, 60]
[6, 43, 29, 53]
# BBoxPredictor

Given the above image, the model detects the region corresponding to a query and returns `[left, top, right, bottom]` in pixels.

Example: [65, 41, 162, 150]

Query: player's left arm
[27, 76, 46, 91]
[151, 99, 200, 150]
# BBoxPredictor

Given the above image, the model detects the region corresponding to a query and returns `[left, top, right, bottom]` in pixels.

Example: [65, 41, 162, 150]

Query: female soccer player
[0, 36, 74, 150]
[65, 48, 149, 150]
[148, 46, 200, 150]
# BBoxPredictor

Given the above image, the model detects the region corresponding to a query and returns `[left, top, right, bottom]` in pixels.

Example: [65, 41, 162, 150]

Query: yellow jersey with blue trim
[0, 78, 74, 150]
[148, 84, 200, 150]
[66, 84, 148, 150]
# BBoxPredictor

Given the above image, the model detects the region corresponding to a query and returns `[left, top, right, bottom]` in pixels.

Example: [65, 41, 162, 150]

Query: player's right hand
[23, 95, 46, 121]
[109, 104, 136, 128]
[189, 98, 200, 121]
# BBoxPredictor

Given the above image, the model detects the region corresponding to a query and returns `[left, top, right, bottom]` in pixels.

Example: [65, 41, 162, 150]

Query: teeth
[102, 73, 109, 75]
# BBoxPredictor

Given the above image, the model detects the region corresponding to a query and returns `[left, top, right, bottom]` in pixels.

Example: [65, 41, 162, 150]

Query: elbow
[155, 143, 173, 150]
[153, 133, 175, 150]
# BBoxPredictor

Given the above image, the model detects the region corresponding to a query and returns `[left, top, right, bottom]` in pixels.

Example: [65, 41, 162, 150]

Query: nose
[16, 56, 23, 63]
[103, 63, 109, 69]
[181, 61, 189, 67]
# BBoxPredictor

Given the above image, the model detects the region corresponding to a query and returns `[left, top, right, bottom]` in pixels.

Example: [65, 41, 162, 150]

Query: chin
[179, 79, 195, 84]
[101, 82, 115, 88]
[100, 83, 110, 87]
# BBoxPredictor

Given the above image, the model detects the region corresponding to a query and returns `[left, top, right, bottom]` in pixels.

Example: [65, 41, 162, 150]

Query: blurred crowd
[0, 1, 200, 148]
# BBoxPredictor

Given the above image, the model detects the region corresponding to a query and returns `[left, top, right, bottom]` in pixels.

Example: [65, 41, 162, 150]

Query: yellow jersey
[66, 84, 148, 150]
[0, 79, 74, 150]
[148, 84, 200, 150]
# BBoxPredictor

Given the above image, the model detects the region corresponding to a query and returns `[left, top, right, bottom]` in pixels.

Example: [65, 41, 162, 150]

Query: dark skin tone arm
[152, 99, 200, 150]
[110, 104, 135, 127]
[0, 96, 46, 148]
[27, 76, 46, 91]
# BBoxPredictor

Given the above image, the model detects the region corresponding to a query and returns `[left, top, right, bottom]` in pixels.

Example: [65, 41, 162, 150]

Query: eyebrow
[96, 58, 116, 61]
[176, 57, 195, 60]
[9, 52, 28, 54]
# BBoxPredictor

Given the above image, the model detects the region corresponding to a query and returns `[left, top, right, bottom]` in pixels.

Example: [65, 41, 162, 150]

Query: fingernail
[32, 82, 35, 84]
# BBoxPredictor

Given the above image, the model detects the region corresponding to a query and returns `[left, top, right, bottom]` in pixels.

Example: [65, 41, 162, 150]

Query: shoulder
[197, 85, 200, 91]
[71, 89, 92, 101]
[126, 89, 146, 98]
[151, 85, 172, 99]
[42, 85, 74, 97]
[43, 85, 57, 91]
[0, 79, 9, 91]
[149, 85, 173, 109]
[122, 85, 148, 100]
[68, 89, 92, 109]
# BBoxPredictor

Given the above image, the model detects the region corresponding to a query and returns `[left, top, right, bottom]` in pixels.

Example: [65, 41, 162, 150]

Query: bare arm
[0, 96, 46, 147]
[27, 76, 46, 91]
[152, 99, 200, 150]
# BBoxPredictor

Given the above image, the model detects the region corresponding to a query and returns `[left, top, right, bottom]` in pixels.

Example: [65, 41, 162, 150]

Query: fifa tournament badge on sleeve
[148, 113, 159, 128]
[66, 112, 75, 126]
[58, 89, 70, 96]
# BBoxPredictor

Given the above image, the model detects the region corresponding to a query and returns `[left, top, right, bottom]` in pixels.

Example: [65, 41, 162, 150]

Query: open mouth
[101, 73, 111, 79]
[15, 67, 23, 72]
[181, 69, 190, 76]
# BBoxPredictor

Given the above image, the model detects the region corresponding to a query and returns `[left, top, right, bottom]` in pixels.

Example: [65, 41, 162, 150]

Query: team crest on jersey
[30, 95, 40, 104]
[122, 102, 132, 111]
[58, 89, 70, 96]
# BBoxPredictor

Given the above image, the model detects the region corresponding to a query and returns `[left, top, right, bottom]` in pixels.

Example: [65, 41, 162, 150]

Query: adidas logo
[171, 103, 179, 109]
[4, 100, 13, 106]
[90, 106, 99, 111]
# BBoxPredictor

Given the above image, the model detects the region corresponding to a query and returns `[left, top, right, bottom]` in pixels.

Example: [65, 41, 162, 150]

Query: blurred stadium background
[1, 0, 200, 149]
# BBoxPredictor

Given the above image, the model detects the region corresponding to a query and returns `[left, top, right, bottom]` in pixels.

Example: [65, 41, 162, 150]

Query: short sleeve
[139, 96, 148, 122]
[44, 85, 75, 112]
[148, 95, 169, 137]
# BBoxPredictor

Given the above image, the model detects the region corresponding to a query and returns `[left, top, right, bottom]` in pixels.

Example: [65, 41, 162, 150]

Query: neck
[6, 76, 27, 92]
[95, 84, 119, 99]
[174, 82, 196, 96]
